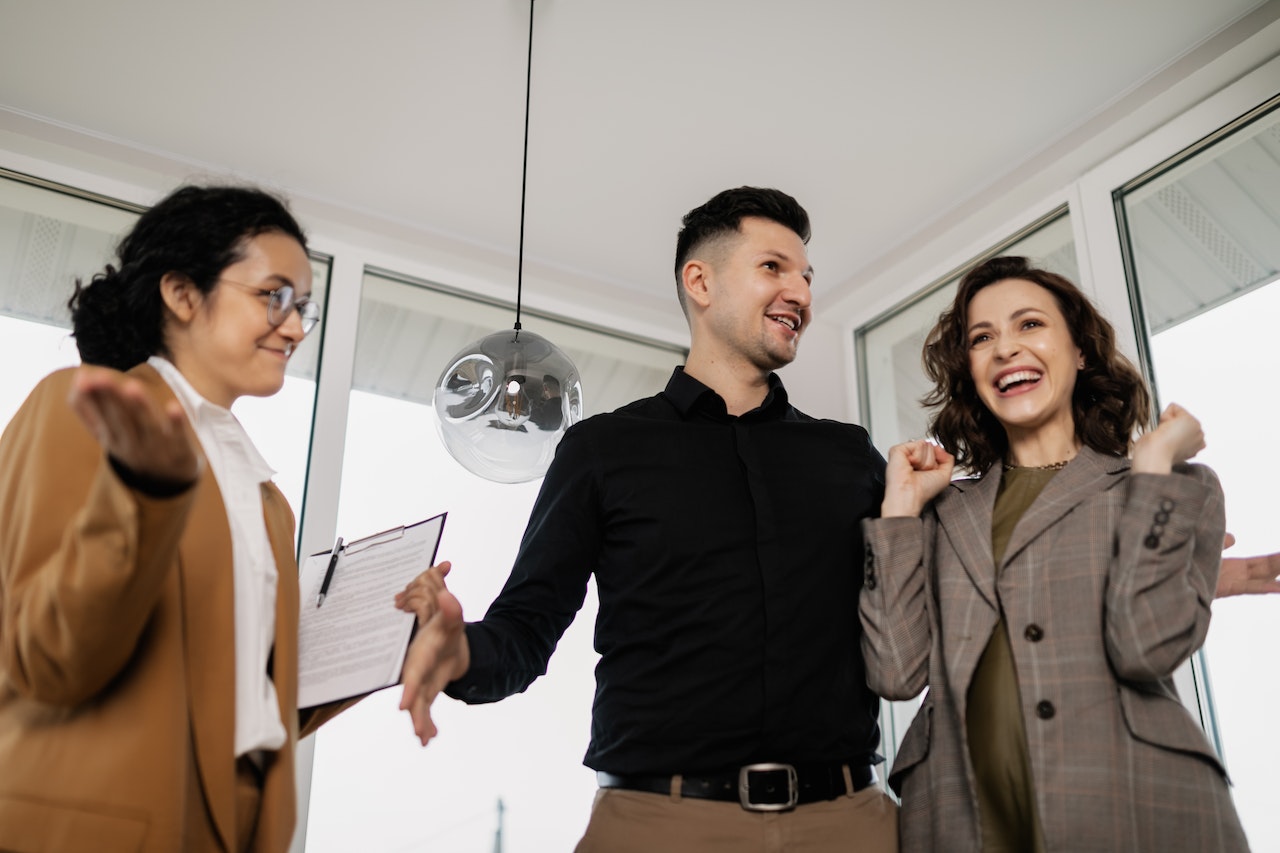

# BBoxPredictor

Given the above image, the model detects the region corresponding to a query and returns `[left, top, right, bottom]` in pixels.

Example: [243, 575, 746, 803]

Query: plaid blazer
[860, 446, 1249, 852]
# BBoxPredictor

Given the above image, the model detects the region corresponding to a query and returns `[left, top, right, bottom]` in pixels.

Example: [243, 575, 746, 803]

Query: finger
[1246, 554, 1280, 582]
[1222, 532, 1236, 551]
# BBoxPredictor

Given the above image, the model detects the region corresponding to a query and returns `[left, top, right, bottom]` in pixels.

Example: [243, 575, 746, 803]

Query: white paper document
[296, 513, 446, 708]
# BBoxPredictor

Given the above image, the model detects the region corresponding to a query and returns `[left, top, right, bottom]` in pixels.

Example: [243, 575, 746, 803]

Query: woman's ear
[159, 272, 202, 324]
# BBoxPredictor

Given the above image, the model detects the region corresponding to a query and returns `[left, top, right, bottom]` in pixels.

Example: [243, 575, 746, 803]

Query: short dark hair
[922, 255, 1152, 474]
[673, 187, 810, 315]
[69, 184, 307, 370]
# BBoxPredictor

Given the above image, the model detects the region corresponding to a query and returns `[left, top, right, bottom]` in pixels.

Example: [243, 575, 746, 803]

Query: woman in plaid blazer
[859, 256, 1249, 852]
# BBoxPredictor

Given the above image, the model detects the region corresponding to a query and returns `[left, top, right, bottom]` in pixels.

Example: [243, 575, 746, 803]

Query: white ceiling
[0, 0, 1274, 343]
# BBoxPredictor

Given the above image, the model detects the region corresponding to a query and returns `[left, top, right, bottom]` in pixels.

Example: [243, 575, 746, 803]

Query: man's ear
[159, 272, 202, 324]
[682, 259, 713, 311]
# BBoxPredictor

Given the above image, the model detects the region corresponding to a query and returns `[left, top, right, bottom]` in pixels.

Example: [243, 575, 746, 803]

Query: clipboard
[296, 512, 447, 707]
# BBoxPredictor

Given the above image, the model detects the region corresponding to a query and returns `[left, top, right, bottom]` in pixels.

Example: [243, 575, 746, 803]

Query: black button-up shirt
[447, 367, 887, 775]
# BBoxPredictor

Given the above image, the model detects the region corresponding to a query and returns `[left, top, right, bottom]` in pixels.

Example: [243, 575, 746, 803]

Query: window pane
[305, 271, 679, 852]
[1118, 97, 1280, 852]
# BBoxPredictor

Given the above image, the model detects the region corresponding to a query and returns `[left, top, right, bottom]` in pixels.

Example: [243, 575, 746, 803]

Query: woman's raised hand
[67, 366, 201, 486]
[881, 439, 955, 518]
[1132, 403, 1205, 475]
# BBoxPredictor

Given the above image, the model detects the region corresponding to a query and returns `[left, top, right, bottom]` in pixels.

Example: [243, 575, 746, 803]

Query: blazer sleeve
[1104, 464, 1224, 682]
[859, 514, 932, 701]
[0, 371, 197, 706]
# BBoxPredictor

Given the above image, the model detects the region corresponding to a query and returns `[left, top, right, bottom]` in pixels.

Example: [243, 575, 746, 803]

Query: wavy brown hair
[922, 256, 1151, 474]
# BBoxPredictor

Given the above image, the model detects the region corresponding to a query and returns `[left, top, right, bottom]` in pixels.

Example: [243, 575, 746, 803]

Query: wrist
[881, 497, 923, 518]
[1130, 448, 1173, 475]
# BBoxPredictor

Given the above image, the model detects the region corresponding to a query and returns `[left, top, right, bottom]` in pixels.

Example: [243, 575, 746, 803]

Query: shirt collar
[147, 355, 276, 482]
[661, 366, 790, 422]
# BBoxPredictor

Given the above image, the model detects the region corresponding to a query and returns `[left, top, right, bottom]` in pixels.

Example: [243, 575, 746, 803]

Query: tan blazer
[860, 447, 1249, 852]
[0, 365, 337, 853]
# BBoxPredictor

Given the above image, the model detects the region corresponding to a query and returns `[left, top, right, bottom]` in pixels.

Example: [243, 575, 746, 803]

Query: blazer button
[1036, 700, 1055, 720]
[1024, 624, 1044, 642]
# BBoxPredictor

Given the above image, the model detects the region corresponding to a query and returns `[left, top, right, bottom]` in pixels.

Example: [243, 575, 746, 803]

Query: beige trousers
[574, 781, 899, 853]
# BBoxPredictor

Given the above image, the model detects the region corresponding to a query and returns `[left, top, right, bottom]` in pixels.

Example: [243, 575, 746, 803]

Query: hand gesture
[394, 561, 453, 625]
[66, 365, 200, 484]
[399, 579, 469, 746]
[1132, 403, 1205, 474]
[881, 439, 954, 518]
[1217, 534, 1280, 598]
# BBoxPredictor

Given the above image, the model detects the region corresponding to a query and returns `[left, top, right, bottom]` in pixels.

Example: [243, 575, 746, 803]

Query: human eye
[762, 261, 778, 271]
[968, 332, 991, 348]
[1021, 318, 1044, 330]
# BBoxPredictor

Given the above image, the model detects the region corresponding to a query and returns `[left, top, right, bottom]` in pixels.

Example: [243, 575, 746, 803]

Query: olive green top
[966, 466, 1057, 853]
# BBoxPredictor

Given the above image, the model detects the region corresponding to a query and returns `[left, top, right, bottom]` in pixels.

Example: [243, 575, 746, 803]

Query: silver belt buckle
[738, 762, 798, 812]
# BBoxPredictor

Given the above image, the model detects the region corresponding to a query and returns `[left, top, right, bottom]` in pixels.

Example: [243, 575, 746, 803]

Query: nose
[993, 334, 1020, 360]
[277, 305, 306, 342]
[783, 271, 812, 311]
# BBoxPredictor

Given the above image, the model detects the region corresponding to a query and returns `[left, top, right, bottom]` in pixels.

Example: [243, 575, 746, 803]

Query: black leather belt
[597, 762, 874, 812]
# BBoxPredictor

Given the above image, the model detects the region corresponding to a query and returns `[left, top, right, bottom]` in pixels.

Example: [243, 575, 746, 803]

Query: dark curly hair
[68, 184, 307, 370]
[922, 256, 1151, 474]
[673, 186, 810, 317]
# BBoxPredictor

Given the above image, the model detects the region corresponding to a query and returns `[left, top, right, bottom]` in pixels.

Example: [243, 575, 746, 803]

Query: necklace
[1007, 459, 1070, 471]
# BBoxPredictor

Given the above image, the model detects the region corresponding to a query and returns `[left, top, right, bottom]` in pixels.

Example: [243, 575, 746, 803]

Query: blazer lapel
[935, 470, 1003, 610]
[131, 364, 238, 853]
[256, 481, 302, 852]
[1000, 446, 1128, 571]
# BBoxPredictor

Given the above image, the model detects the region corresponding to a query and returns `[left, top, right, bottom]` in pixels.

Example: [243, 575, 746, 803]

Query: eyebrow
[966, 306, 1045, 334]
[263, 273, 313, 298]
[761, 249, 815, 279]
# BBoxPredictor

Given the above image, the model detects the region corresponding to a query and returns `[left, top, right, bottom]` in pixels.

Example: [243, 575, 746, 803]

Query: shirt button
[1160, 499, 1175, 512]
[1036, 700, 1056, 720]
[865, 574, 878, 591]
[1024, 624, 1044, 642]
[1144, 534, 1160, 549]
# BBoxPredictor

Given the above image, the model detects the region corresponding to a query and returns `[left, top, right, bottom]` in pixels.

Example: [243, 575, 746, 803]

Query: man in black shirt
[399, 187, 896, 852]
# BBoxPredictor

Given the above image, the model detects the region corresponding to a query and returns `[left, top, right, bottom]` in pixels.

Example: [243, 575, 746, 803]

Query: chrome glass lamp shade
[434, 329, 583, 483]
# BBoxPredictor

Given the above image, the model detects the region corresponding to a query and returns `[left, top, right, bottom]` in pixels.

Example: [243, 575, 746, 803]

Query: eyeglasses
[220, 279, 321, 335]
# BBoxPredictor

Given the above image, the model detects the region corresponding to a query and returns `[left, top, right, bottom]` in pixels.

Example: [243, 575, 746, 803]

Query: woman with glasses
[0, 185, 380, 853]
[859, 257, 1248, 852]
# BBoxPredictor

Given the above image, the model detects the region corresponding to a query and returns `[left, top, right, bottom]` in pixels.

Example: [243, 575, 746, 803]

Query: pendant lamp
[433, 0, 584, 484]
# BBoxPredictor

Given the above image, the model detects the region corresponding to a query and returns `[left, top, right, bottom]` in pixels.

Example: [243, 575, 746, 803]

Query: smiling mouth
[768, 314, 799, 332]
[996, 369, 1042, 392]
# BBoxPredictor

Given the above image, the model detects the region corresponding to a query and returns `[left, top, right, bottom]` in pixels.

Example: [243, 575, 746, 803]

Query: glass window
[0, 172, 137, 425]
[304, 270, 681, 852]
[1116, 95, 1280, 852]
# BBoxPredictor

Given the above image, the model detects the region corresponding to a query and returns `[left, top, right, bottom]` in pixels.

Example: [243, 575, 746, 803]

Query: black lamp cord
[514, 0, 535, 337]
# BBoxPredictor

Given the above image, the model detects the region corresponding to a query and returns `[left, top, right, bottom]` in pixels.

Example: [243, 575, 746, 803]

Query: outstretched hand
[399, 577, 469, 746]
[1217, 534, 1280, 599]
[881, 439, 954, 518]
[67, 365, 201, 485]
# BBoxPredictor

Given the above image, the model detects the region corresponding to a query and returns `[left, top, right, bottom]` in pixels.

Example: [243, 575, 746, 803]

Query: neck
[683, 349, 771, 417]
[1004, 422, 1080, 469]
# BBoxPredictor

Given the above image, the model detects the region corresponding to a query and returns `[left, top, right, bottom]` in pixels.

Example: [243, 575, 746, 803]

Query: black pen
[316, 537, 344, 608]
